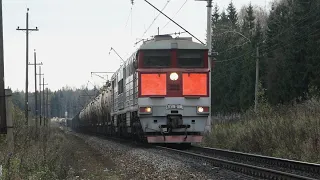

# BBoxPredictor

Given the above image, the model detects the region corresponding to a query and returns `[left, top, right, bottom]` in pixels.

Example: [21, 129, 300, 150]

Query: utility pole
[5, 89, 13, 150]
[38, 66, 44, 125]
[46, 88, 49, 126]
[41, 78, 48, 126]
[28, 49, 42, 129]
[206, 0, 213, 133]
[43, 77, 45, 123]
[254, 46, 259, 112]
[16, 8, 39, 125]
[0, 0, 7, 134]
[196, 0, 213, 133]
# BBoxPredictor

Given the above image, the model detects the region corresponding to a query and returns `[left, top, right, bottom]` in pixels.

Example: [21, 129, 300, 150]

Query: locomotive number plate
[166, 104, 183, 109]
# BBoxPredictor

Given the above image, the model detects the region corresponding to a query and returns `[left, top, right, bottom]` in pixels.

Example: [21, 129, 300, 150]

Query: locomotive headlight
[170, 72, 179, 81]
[139, 106, 152, 114]
[197, 107, 204, 113]
[197, 106, 209, 114]
[145, 107, 151, 113]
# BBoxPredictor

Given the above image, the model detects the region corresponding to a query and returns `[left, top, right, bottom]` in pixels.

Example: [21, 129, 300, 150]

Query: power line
[215, 24, 320, 64]
[217, 12, 319, 56]
[140, 0, 171, 39]
[162, 0, 188, 30]
[143, 0, 205, 45]
[131, 5, 133, 36]
[212, 26, 320, 101]
[125, 6, 133, 28]
[214, 5, 320, 63]
[215, 1, 320, 57]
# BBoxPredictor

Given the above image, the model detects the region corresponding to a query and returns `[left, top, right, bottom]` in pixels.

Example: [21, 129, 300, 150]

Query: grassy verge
[203, 100, 320, 163]
[0, 106, 73, 180]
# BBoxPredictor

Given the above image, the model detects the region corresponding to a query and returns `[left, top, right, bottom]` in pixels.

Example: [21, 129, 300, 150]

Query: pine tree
[242, 3, 255, 38]
[227, 1, 238, 29]
[211, 5, 243, 113]
[211, 4, 220, 54]
[220, 11, 229, 25]
[212, 4, 220, 23]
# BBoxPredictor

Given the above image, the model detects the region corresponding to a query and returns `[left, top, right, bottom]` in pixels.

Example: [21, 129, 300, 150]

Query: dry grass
[0, 106, 73, 180]
[203, 100, 320, 163]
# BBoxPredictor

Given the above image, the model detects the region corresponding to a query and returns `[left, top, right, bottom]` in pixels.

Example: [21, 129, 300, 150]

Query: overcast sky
[3, 0, 273, 92]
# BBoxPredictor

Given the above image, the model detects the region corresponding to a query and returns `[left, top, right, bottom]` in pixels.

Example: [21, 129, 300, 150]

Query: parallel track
[191, 146, 320, 176]
[156, 146, 320, 180]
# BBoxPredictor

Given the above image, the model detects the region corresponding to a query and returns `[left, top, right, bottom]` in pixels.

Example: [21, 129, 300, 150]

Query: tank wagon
[72, 35, 211, 145]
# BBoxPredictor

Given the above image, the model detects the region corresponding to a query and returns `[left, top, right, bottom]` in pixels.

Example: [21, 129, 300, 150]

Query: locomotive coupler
[167, 115, 183, 129]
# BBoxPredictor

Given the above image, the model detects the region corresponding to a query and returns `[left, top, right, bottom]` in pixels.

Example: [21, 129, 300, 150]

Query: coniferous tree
[227, 2, 238, 29]
[238, 3, 257, 110]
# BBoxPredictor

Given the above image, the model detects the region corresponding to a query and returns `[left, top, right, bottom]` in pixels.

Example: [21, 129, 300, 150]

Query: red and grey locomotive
[72, 34, 210, 145]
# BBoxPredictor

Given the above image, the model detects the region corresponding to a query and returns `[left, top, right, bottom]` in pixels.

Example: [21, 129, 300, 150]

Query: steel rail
[156, 146, 318, 180]
[68, 128, 319, 179]
[192, 146, 320, 175]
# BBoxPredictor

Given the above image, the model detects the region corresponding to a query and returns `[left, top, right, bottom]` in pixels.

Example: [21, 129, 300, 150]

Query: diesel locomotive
[72, 34, 211, 145]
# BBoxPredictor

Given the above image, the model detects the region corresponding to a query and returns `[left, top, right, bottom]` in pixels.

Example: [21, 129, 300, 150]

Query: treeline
[211, 0, 320, 114]
[12, 86, 98, 118]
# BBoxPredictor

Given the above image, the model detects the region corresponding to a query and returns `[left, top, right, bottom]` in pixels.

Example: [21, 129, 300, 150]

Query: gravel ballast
[70, 132, 258, 180]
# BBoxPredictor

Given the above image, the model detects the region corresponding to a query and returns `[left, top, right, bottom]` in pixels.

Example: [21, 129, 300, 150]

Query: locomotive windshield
[143, 50, 171, 68]
[177, 50, 204, 68]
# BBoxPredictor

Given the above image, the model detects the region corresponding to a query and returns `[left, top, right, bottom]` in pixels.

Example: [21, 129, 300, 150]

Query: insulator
[131, 0, 134, 5]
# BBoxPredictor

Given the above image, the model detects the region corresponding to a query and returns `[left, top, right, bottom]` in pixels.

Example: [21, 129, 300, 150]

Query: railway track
[156, 145, 320, 180]
[72, 130, 320, 179]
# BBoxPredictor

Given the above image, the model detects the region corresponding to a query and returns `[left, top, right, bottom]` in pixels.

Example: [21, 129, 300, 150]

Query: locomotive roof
[140, 35, 207, 50]
[110, 35, 207, 81]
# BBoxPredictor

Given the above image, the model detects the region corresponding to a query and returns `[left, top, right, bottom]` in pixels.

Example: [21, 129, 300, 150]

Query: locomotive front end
[137, 35, 210, 144]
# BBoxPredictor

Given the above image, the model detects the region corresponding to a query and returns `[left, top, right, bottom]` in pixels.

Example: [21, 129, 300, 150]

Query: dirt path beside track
[64, 133, 121, 180]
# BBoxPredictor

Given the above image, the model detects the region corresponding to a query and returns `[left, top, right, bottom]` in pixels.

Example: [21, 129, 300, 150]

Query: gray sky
[3, 0, 272, 91]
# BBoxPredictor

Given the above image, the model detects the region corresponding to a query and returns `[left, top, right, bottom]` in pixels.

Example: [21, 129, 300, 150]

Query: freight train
[72, 34, 211, 146]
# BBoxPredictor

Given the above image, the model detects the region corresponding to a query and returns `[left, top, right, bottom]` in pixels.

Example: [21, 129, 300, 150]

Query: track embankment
[155, 145, 320, 180]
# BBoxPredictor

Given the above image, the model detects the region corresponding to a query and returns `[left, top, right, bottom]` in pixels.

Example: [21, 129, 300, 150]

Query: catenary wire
[162, 0, 188, 30]
[140, 0, 171, 39]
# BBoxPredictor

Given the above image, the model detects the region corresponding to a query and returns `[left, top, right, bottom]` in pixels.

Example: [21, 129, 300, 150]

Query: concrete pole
[254, 46, 259, 112]
[34, 50, 38, 128]
[39, 66, 42, 126]
[42, 77, 45, 125]
[46, 88, 49, 126]
[0, 0, 6, 134]
[206, 0, 213, 133]
[25, 10, 29, 124]
[5, 89, 13, 151]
